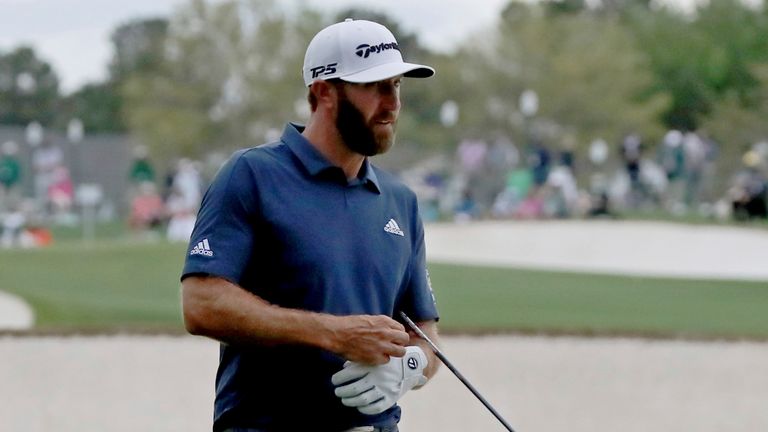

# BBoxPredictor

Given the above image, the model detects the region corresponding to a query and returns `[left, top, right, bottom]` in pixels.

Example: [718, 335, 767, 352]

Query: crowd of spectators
[126, 147, 203, 242]
[1, 128, 766, 248]
[402, 130, 768, 224]
[0, 139, 207, 248]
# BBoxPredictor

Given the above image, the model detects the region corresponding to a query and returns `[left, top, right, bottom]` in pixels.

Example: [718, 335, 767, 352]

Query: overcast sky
[0, 0, 511, 93]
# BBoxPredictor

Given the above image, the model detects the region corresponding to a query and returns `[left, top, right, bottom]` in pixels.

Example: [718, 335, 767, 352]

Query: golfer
[181, 18, 440, 432]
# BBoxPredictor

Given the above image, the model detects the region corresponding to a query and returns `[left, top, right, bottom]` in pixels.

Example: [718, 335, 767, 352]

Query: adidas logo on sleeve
[190, 238, 214, 257]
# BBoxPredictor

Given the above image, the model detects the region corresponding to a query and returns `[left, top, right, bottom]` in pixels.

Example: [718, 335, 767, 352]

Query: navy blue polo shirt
[182, 123, 439, 431]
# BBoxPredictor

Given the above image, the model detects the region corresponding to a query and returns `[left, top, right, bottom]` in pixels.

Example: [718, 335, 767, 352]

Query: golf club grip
[399, 312, 516, 432]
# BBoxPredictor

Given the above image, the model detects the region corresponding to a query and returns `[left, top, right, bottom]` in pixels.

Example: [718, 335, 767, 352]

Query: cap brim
[340, 62, 435, 84]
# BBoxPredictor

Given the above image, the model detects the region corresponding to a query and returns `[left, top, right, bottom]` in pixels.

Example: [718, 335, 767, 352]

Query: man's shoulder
[228, 141, 291, 168]
[210, 142, 291, 186]
[370, 164, 416, 197]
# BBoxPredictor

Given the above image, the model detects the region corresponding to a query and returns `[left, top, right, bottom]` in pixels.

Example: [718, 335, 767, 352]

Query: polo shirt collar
[281, 123, 381, 193]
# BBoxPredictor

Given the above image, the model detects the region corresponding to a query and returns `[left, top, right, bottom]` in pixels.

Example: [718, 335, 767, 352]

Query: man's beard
[336, 95, 396, 157]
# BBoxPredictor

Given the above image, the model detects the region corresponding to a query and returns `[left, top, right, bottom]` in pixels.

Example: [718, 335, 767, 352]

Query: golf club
[399, 311, 517, 432]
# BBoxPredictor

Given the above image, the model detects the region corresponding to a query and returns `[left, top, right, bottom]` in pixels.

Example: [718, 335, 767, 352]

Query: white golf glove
[332, 346, 428, 415]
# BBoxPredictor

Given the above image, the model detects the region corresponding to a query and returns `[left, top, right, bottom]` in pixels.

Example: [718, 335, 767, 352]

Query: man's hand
[331, 346, 428, 415]
[326, 315, 410, 365]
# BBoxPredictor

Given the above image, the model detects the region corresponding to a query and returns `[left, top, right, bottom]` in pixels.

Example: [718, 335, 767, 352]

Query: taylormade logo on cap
[355, 42, 400, 58]
[302, 19, 434, 87]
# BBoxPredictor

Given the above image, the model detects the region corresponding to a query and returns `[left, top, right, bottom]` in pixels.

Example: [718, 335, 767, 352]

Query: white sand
[0, 290, 34, 329]
[1, 335, 766, 432]
[425, 220, 768, 280]
[2, 220, 767, 431]
[400, 336, 768, 432]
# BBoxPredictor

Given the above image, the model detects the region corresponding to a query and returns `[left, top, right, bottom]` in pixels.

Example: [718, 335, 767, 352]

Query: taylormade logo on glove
[332, 346, 428, 415]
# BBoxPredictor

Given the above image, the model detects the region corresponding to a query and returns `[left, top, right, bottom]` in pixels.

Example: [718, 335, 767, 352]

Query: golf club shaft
[399, 312, 516, 432]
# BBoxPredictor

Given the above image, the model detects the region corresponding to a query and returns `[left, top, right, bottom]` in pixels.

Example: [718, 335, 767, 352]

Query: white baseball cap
[302, 18, 435, 87]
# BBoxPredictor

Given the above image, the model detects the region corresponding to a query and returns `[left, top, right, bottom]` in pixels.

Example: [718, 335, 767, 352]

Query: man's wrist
[306, 312, 341, 353]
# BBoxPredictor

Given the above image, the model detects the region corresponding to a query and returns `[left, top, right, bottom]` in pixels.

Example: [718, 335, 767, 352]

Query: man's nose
[379, 83, 400, 111]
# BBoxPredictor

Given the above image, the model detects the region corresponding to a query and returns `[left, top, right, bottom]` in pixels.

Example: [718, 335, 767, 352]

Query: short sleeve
[181, 152, 260, 285]
[397, 199, 439, 323]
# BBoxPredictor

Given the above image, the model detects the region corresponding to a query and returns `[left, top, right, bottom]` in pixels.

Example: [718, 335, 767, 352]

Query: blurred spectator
[639, 158, 668, 205]
[32, 139, 63, 207]
[1, 200, 53, 248]
[22, 225, 54, 247]
[587, 138, 613, 217]
[453, 189, 479, 222]
[754, 141, 768, 162]
[658, 129, 685, 209]
[420, 171, 445, 222]
[492, 168, 533, 218]
[587, 191, 613, 218]
[456, 138, 494, 216]
[728, 150, 767, 220]
[528, 139, 551, 186]
[620, 134, 643, 178]
[456, 138, 488, 174]
[620, 133, 643, 205]
[0, 141, 22, 211]
[128, 145, 156, 186]
[129, 181, 164, 234]
[697, 131, 720, 207]
[514, 186, 546, 219]
[545, 161, 579, 218]
[558, 134, 577, 171]
[47, 166, 74, 216]
[1, 208, 25, 248]
[489, 134, 520, 170]
[659, 130, 685, 182]
[682, 131, 708, 208]
[165, 186, 197, 242]
[171, 158, 203, 213]
[484, 134, 519, 210]
[589, 138, 609, 167]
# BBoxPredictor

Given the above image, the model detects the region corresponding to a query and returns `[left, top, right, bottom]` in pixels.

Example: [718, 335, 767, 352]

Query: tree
[110, 18, 170, 82]
[627, 0, 768, 130]
[456, 2, 666, 151]
[57, 82, 124, 133]
[701, 64, 768, 178]
[53, 18, 171, 133]
[122, 0, 322, 163]
[0, 46, 60, 126]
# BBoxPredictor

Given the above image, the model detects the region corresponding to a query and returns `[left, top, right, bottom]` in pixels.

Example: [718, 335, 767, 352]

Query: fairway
[0, 241, 187, 330]
[1, 238, 767, 339]
[430, 263, 768, 339]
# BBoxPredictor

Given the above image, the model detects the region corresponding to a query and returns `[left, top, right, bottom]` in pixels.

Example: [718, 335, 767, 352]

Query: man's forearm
[182, 275, 336, 348]
[181, 275, 411, 364]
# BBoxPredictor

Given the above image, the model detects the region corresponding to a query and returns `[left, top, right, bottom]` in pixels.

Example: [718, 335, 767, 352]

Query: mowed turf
[1, 241, 767, 339]
[0, 241, 187, 330]
[429, 263, 768, 339]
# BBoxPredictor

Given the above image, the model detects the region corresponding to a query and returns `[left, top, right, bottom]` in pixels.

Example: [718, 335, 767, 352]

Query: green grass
[429, 263, 768, 339]
[48, 220, 132, 243]
[0, 240, 187, 331]
[2, 240, 767, 339]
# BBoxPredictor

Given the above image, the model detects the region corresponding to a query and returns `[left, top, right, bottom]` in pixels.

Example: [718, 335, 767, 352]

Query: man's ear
[310, 80, 339, 110]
